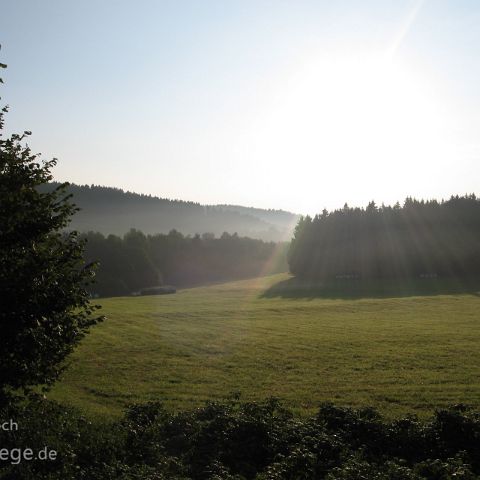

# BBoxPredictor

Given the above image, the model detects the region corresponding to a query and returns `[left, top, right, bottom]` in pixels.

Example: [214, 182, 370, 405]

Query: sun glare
[251, 51, 449, 211]
[275, 54, 441, 161]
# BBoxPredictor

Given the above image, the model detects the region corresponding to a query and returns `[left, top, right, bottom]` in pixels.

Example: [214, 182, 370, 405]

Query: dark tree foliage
[0, 59, 102, 404]
[1, 398, 480, 479]
[82, 229, 288, 297]
[288, 197, 480, 281]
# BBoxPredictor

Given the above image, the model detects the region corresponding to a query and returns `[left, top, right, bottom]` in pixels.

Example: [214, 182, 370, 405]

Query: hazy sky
[2, 0, 480, 214]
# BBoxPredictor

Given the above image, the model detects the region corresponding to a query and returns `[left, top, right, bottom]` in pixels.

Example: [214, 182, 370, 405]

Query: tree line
[288, 195, 480, 281]
[82, 229, 288, 297]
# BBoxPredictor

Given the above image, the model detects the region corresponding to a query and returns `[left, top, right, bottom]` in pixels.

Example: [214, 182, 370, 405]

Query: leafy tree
[0, 55, 102, 405]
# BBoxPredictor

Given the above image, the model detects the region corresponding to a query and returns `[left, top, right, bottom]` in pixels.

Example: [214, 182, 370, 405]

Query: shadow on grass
[261, 276, 480, 300]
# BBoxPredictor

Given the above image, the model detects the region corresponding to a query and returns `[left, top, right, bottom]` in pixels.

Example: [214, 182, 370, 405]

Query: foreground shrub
[1, 398, 480, 479]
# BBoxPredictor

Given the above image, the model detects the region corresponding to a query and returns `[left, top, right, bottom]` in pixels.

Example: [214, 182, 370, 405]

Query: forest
[82, 229, 288, 297]
[81, 195, 480, 297]
[288, 195, 480, 281]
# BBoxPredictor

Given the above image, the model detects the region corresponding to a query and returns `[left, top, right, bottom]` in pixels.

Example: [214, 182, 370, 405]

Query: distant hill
[38, 183, 300, 241]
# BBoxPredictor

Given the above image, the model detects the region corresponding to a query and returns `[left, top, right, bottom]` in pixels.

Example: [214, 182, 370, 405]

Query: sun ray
[387, 0, 426, 58]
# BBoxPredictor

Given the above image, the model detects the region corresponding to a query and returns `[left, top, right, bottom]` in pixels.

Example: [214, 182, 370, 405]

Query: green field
[50, 274, 480, 418]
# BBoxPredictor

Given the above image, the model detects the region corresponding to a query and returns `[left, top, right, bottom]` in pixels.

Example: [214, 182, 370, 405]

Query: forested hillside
[38, 183, 298, 241]
[288, 195, 480, 280]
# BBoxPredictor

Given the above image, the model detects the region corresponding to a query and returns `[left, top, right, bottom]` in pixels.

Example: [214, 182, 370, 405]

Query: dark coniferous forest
[82, 229, 288, 297]
[288, 195, 480, 281]
[75, 194, 480, 297]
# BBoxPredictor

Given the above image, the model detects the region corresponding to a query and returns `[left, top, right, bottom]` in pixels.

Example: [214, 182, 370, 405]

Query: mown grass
[50, 273, 480, 419]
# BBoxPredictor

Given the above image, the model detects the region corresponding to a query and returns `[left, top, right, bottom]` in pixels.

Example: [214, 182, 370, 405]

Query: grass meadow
[50, 274, 480, 419]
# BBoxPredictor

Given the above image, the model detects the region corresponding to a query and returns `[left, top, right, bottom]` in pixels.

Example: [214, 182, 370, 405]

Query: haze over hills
[39, 183, 300, 241]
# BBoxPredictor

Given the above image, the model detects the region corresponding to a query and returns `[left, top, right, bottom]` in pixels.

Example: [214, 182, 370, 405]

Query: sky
[2, 0, 480, 214]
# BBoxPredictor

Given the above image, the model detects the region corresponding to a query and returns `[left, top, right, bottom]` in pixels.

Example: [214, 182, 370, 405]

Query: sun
[250, 51, 449, 212]
[274, 53, 440, 162]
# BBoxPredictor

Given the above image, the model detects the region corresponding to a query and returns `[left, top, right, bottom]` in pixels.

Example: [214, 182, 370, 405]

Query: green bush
[1, 398, 480, 479]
